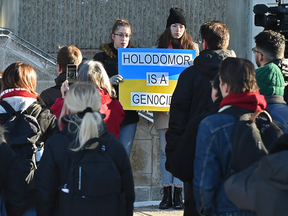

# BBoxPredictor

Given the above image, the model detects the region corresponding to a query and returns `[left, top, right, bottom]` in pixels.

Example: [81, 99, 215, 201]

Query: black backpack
[59, 134, 124, 216]
[0, 101, 42, 190]
[221, 106, 285, 174]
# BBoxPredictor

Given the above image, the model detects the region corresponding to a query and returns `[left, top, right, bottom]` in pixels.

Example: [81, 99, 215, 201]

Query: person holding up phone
[93, 19, 139, 157]
[40, 45, 83, 107]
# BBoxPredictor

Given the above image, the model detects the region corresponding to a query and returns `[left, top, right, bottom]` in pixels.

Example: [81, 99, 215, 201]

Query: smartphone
[66, 64, 78, 83]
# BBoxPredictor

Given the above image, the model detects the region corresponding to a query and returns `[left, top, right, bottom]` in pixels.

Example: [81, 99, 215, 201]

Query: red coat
[50, 89, 125, 138]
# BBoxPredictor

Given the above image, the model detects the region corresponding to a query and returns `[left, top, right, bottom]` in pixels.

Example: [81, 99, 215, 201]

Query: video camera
[254, 0, 288, 57]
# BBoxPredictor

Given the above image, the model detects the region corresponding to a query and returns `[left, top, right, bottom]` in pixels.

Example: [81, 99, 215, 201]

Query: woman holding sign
[93, 19, 139, 157]
[153, 8, 199, 210]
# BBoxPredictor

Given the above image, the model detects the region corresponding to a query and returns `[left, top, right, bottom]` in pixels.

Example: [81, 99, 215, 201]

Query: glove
[110, 74, 123, 85]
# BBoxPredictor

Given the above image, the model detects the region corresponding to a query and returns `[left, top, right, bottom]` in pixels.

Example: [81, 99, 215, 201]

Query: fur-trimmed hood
[99, 42, 136, 59]
[100, 43, 117, 59]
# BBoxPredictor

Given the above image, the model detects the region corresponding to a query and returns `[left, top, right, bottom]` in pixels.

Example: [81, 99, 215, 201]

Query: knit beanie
[256, 63, 285, 96]
[166, 8, 187, 28]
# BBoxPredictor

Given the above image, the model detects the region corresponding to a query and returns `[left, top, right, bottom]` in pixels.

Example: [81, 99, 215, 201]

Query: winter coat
[225, 150, 288, 216]
[0, 141, 29, 216]
[36, 115, 135, 216]
[40, 72, 66, 107]
[93, 42, 139, 127]
[169, 97, 222, 216]
[165, 49, 236, 172]
[266, 95, 288, 125]
[0, 95, 59, 208]
[50, 89, 125, 138]
[153, 42, 199, 131]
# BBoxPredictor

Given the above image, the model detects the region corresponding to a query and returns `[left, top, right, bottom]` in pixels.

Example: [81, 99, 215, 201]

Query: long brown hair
[156, 26, 196, 49]
[1, 62, 37, 95]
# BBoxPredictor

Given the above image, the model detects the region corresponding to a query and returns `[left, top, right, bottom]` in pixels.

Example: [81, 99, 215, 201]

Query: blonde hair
[59, 82, 103, 151]
[77, 60, 116, 98]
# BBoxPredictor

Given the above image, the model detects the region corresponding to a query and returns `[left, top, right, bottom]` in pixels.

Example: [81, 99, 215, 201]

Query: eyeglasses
[114, 33, 131, 38]
[252, 47, 263, 56]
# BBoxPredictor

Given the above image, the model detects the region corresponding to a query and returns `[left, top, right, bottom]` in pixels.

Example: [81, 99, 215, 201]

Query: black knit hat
[166, 8, 187, 28]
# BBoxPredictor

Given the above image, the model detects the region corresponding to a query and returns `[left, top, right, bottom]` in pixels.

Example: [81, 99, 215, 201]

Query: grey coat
[225, 151, 288, 216]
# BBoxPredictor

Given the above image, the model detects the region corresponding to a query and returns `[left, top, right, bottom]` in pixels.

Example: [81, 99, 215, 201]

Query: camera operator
[253, 30, 288, 103]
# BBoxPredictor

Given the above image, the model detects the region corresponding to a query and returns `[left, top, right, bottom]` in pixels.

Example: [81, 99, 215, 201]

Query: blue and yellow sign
[118, 48, 196, 111]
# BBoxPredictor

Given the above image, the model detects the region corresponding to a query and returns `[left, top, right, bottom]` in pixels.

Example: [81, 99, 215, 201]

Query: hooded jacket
[225, 150, 288, 216]
[165, 49, 236, 172]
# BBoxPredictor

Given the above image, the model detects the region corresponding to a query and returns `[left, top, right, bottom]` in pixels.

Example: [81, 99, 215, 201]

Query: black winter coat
[93, 43, 139, 126]
[169, 97, 222, 216]
[36, 115, 135, 216]
[0, 100, 59, 209]
[165, 49, 236, 172]
[40, 72, 66, 107]
[0, 142, 29, 216]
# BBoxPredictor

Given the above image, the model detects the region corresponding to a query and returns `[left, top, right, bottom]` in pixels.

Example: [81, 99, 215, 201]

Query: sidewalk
[134, 202, 183, 216]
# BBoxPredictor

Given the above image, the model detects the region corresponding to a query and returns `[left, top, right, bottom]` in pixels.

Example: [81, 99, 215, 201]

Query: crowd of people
[0, 6, 288, 216]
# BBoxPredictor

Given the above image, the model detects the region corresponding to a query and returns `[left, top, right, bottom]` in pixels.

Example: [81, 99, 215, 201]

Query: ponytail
[59, 82, 103, 151]
[72, 111, 103, 151]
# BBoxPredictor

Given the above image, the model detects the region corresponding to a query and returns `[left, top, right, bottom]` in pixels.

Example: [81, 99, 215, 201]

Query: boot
[173, 187, 184, 209]
[159, 186, 172, 209]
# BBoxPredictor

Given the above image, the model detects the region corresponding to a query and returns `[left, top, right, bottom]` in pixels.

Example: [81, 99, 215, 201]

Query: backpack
[0, 101, 42, 190]
[221, 106, 284, 174]
[59, 134, 124, 216]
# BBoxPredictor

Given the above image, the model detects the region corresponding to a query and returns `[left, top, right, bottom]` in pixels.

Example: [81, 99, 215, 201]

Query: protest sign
[118, 48, 196, 111]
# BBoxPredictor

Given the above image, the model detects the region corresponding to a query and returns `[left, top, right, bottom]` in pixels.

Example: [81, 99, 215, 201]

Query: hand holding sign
[110, 74, 123, 85]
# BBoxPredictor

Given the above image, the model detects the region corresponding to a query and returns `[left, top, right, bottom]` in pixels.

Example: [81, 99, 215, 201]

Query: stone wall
[16, 0, 227, 56]
[131, 117, 161, 201]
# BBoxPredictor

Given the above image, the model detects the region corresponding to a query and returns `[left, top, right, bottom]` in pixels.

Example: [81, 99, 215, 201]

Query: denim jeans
[119, 123, 138, 157]
[159, 129, 182, 185]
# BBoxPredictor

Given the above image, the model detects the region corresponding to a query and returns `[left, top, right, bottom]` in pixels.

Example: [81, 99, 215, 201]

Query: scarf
[219, 91, 267, 112]
[0, 88, 37, 100]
